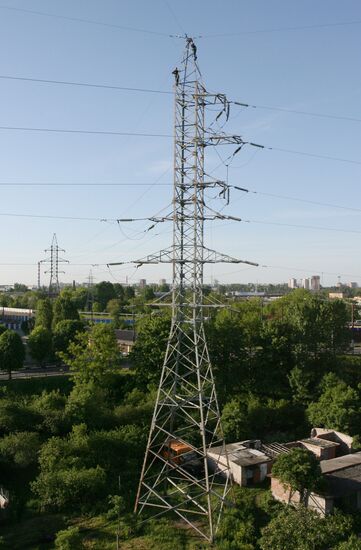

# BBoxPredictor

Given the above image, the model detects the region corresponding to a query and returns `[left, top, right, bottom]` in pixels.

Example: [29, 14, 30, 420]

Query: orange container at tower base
[162, 440, 193, 464]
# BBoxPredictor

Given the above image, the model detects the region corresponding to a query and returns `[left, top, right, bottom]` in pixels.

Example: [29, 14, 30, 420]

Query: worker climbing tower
[132, 38, 257, 542]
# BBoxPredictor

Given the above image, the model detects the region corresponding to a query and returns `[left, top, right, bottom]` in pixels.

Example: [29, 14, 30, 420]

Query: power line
[202, 19, 361, 38]
[2, 180, 361, 217]
[0, 74, 172, 95]
[0, 212, 116, 222]
[0, 125, 172, 138]
[248, 219, 361, 235]
[1, 74, 359, 125]
[261, 264, 361, 279]
[0, 261, 146, 269]
[266, 145, 361, 165]
[0, 209, 360, 236]
[2, 4, 360, 40]
[0, 182, 173, 186]
[0, 123, 360, 166]
[0, 5, 171, 37]
[233, 186, 361, 214]
[232, 100, 361, 124]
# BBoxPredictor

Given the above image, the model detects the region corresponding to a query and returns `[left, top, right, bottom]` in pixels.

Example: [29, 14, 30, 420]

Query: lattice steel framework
[85, 269, 95, 321]
[44, 233, 68, 297]
[130, 39, 257, 542]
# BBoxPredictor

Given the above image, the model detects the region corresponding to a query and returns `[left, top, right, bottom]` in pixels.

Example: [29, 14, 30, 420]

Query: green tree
[28, 326, 53, 365]
[307, 374, 361, 435]
[71, 287, 88, 310]
[94, 281, 116, 310]
[124, 286, 135, 301]
[113, 283, 125, 302]
[31, 390, 67, 435]
[131, 314, 171, 386]
[221, 395, 307, 443]
[106, 298, 123, 327]
[0, 431, 40, 467]
[0, 399, 40, 435]
[32, 465, 107, 512]
[259, 507, 352, 550]
[140, 287, 155, 301]
[60, 324, 121, 385]
[32, 423, 145, 511]
[0, 330, 25, 379]
[65, 382, 113, 429]
[260, 290, 350, 397]
[288, 366, 313, 404]
[54, 527, 82, 550]
[35, 298, 53, 330]
[335, 535, 361, 550]
[52, 319, 85, 355]
[52, 291, 80, 329]
[206, 303, 262, 402]
[272, 448, 323, 505]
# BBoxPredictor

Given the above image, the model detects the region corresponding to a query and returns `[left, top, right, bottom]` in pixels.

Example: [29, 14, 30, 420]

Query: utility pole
[37, 260, 45, 290]
[44, 234, 68, 297]
[111, 38, 257, 542]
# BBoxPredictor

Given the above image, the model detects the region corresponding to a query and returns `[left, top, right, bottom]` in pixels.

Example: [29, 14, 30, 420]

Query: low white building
[207, 441, 272, 486]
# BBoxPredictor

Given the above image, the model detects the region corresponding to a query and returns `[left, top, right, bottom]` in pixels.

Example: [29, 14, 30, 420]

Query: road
[0, 365, 70, 380]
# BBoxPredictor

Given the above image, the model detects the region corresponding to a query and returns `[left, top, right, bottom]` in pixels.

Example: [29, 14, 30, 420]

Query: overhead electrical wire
[201, 19, 361, 38]
[261, 265, 361, 279]
[0, 74, 173, 95]
[263, 146, 361, 166]
[2, 4, 360, 39]
[233, 101, 361, 124]
[0, 123, 359, 166]
[0, 125, 172, 138]
[0, 74, 359, 124]
[0, 184, 360, 219]
[232, 186, 361, 214]
[0, 4, 171, 36]
[0, 182, 174, 186]
[0, 209, 360, 237]
[246, 219, 361, 235]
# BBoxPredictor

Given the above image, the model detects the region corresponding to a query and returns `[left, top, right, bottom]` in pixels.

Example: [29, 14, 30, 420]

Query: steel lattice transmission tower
[44, 234, 68, 297]
[119, 38, 258, 542]
[85, 269, 95, 321]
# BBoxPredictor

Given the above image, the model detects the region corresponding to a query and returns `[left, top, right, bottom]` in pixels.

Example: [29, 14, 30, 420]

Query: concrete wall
[300, 441, 337, 460]
[313, 428, 353, 454]
[271, 477, 333, 516]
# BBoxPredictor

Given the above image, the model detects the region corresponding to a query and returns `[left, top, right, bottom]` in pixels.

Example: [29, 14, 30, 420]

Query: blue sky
[0, 0, 360, 287]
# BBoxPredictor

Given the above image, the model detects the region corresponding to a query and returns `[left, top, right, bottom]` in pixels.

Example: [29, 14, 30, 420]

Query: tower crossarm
[109, 246, 258, 267]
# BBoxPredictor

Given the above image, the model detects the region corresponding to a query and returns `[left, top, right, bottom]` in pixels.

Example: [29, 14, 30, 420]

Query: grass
[65, 515, 210, 550]
[0, 513, 212, 550]
[1, 513, 65, 549]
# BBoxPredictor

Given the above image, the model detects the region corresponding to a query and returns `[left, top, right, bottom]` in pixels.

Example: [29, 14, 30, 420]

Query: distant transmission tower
[111, 38, 257, 542]
[85, 269, 94, 321]
[44, 234, 68, 297]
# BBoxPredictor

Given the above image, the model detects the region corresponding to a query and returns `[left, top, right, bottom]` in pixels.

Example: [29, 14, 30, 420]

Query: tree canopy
[60, 324, 121, 385]
[307, 374, 361, 435]
[0, 330, 25, 379]
[28, 326, 53, 365]
[272, 447, 323, 504]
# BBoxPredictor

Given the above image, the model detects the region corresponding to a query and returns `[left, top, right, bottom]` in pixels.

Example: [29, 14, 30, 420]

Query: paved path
[0, 366, 70, 380]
